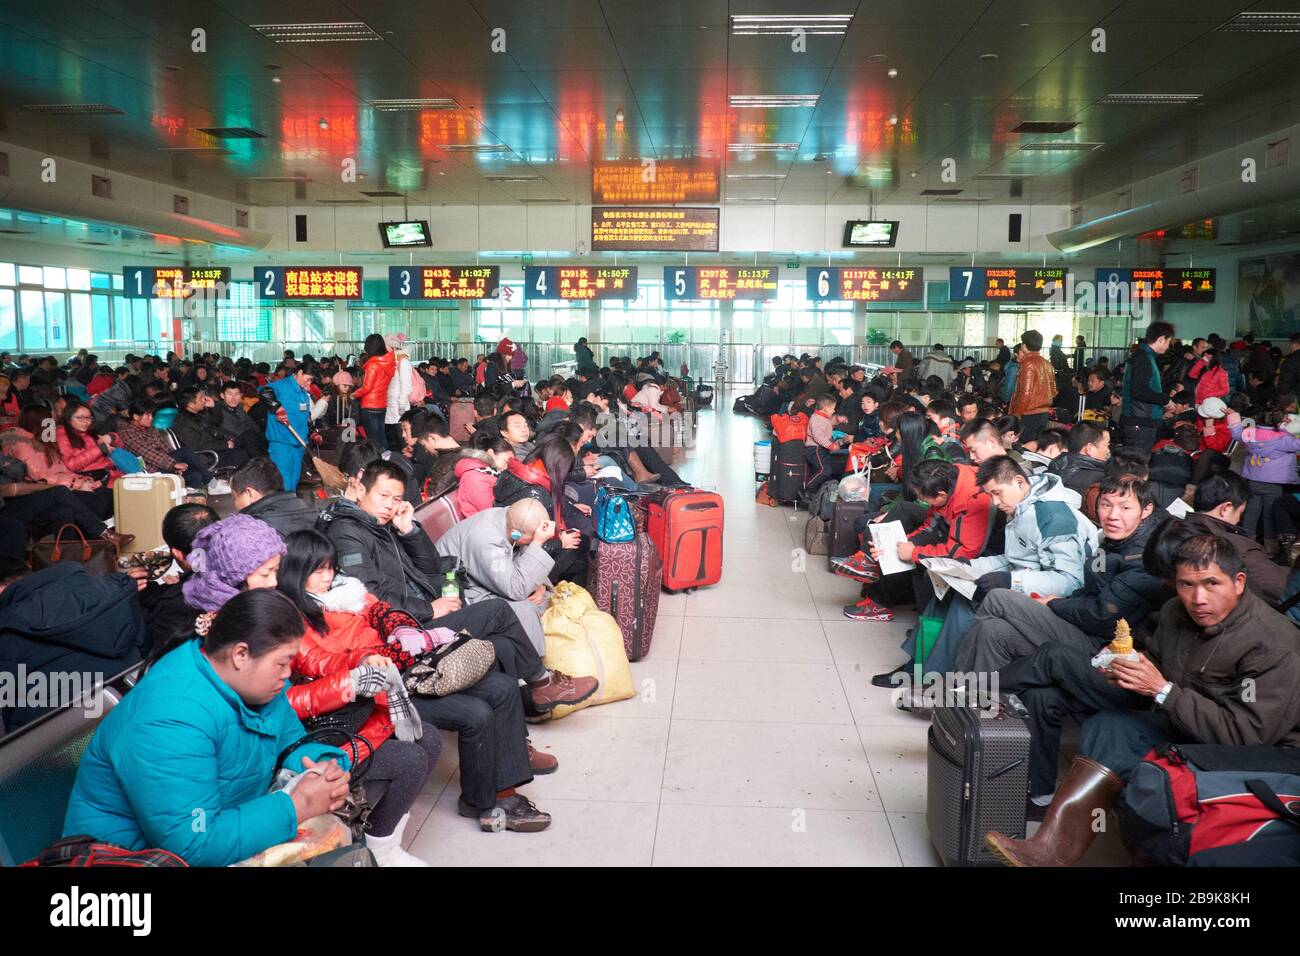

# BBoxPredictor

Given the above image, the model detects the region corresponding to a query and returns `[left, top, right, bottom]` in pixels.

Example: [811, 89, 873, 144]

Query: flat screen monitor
[379, 220, 432, 248]
[842, 220, 899, 248]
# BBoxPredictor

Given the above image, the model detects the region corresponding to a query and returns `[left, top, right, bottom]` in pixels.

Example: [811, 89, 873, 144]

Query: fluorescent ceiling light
[197, 127, 265, 139]
[1012, 121, 1078, 134]
[727, 143, 800, 152]
[369, 98, 461, 112]
[1099, 93, 1201, 104]
[485, 175, 541, 182]
[1017, 142, 1103, 151]
[251, 22, 381, 43]
[726, 173, 788, 180]
[725, 197, 778, 203]
[728, 94, 820, 108]
[22, 103, 123, 114]
[1217, 12, 1300, 32]
[441, 143, 513, 152]
[731, 14, 853, 36]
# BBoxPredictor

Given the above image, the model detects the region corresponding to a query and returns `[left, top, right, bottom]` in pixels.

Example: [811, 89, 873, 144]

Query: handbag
[273, 724, 374, 842]
[594, 486, 636, 543]
[30, 523, 118, 576]
[402, 630, 495, 698]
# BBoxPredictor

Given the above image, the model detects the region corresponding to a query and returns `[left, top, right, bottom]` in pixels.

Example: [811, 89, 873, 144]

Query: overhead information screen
[524, 266, 637, 301]
[591, 160, 720, 204]
[124, 267, 231, 299]
[1094, 267, 1216, 303]
[805, 267, 923, 302]
[254, 267, 363, 300]
[663, 266, 778, 301]
[591, 207, 720, 252]
[948, 267, 1068, 301]
[388, 266, 500, 300]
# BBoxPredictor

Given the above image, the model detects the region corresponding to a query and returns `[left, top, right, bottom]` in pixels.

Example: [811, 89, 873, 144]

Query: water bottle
[441, 571, 459, 600]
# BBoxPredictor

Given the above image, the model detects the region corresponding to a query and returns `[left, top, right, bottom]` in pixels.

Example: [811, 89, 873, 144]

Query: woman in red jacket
[277, 531, 440, 867]
[351, 333, 395, 451]
[454, 431, 514, 517]
[56, 400, 120, 485]
[1189, 349, 1229, 403]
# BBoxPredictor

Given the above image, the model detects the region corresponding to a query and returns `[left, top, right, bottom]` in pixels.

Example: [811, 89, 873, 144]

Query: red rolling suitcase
[590, 530, 662, 661]
[646, 489, 724, 592]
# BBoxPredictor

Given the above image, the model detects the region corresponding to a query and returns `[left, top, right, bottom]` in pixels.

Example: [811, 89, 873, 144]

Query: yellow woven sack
[540, 581, 635, 719]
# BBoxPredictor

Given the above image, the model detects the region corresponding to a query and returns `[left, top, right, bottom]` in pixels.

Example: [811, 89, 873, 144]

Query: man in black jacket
[231, 458, 319, 539]
[171, 387, 250, 472]
[1048, 420, 1109, 496]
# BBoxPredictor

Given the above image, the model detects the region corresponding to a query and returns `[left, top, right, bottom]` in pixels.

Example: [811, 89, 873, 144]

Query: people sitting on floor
[984, 534, 1300, 867]
[1047, 420, 1110, 496]
[805, 393, 847, 493]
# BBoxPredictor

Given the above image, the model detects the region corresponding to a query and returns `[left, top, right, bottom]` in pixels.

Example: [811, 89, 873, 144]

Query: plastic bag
[230, 814, 350, 867]
[540, 581, 635, 720]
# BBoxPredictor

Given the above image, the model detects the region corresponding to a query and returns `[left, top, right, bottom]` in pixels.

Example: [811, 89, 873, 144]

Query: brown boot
[525, 670, 599, 712]
[527, 739, 558, 775]
[985, 755, 1123, 867]
[626, 451, 659, 484]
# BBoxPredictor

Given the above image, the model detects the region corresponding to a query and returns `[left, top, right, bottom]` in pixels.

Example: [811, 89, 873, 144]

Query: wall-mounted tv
[843, 220, 899, 248]
[379, 220, 432, 248]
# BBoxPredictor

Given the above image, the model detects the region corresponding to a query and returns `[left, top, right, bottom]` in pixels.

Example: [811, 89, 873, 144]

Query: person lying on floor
[983, 534, 1300, 867]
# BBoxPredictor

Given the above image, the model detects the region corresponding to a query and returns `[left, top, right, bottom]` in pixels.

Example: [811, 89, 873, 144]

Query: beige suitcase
[112, 473, 187, 554]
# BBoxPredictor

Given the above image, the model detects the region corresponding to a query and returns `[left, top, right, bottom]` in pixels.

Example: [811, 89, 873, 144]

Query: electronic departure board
[591, 207, 720, 252]
[123, 267, 231, 299]
[388, 266, 500, 300]
[254, 267, 363, 300]
[805, 267, 923, 302]
[663, 266, 778, 301]
[1094, 268, 1216, 304]
[947, 267, 1068, 302]
[591, 160, 720, 204]
[524, 266, 638, 301]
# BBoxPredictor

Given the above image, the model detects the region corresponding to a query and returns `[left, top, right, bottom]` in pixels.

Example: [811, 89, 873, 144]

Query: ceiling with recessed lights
[0, 0, 1299, 210]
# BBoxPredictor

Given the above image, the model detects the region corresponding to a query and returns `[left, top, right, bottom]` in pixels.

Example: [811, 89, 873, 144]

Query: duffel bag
[771, 412, 809, 444]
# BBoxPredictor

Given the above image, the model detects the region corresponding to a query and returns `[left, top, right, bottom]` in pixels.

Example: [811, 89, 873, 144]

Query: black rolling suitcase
[827, 498, 867, 563]
[768, 439, 805, 504]
[927, 704, 1030, 866]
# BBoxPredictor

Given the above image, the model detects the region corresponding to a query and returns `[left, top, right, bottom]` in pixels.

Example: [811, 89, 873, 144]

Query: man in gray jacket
[434, 499, 557, 655]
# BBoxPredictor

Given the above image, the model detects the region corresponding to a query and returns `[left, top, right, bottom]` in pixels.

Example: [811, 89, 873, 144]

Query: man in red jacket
[842, 459, 992, 622]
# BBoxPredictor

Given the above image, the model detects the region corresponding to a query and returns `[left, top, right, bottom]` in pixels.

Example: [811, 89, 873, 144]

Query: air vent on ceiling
[315, 198, 371, 204]
[725, 197, 778, 203]
[440, 143, 512, 153]
[173, 194, 190, 215]
[1017, 142, 1102, 151]
[1217, 12, 1300, 32]
[726, 173, 787, 181]
[251, 22, 382, 43]
[1179, 168, 1199, 193]
[235, 209, 250, 228]
[1012, 121, 1078, 134]
[727, 143, 799, 152]
[158, 146, 230, 154]
[246, 176, 310, 182]
[519, 198, 570, 204]
[728, 94, 820, 109]
[920, 188, 963, 196]
[91, 175, 112, 199]
[1099, 93, 1201, 105]
[369, 98, 460, 111]
[730, 14, 852, 36]
[22, 103, 124, 115]
[933, 197, 993, 204]
[360, 190, 405, 197]
[0, 152, 7, 177]
[197, 127, 265, 139]
[973, 173, 1037, 180]
[1266, 137, 1290, 169]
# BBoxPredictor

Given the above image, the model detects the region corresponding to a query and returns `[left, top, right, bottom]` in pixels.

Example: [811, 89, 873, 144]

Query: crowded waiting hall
[0, 0, 1299, 889]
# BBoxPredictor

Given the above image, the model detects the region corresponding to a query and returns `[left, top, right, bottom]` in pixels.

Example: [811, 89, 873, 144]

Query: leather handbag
[30, 523, 118, 576]
[595, 486, 636, 543]
[403, 630, 495, 698]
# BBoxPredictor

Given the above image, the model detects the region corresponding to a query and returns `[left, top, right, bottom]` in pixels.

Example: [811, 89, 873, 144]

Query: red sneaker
[842, 596, 894, 622]
[831, 551, 881, 583]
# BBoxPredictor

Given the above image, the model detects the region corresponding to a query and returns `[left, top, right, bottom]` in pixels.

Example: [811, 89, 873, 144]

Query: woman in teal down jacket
[63, 590, 352, 867]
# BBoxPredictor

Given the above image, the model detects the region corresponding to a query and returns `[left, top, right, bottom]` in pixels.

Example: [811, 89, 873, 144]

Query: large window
[0, 262, 140, 352]
[733, 281, 853, 346]
[216, 281, 271, 341]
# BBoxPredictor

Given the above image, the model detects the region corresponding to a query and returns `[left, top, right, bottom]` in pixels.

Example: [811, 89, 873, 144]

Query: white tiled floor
[404, 405, 1127, 866]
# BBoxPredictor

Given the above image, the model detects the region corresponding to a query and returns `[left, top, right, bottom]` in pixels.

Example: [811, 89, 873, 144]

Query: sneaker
[458, 794, 552, 833]
[527, 740, 558, 775]
[842, 596, 894, 622]
[831, 551, 881, 583]
[206, 478, 232, 496]
[525, 669, 599, 712]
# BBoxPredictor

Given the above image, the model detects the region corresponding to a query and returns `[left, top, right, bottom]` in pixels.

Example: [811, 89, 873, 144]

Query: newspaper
[919, 557, 981, 601]
[867, 520, 915, 576]
[1165, 497, 1192, 518]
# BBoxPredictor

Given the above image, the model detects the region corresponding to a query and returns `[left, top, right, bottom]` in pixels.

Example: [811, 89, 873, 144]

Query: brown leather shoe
[985, 755, 1123, 867]
[527, 740, 558, 775]
[101, 530, 135, 551]
[526, 670, 598, 712]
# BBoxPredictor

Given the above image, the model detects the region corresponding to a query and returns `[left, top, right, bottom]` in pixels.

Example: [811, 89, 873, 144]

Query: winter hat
[383, 333, 407, 351]
[1196, 396, 1227, 419]
[332, 370, 354, 388]
[1284, 414, 1300, 437]
[182, 515, 287, 612]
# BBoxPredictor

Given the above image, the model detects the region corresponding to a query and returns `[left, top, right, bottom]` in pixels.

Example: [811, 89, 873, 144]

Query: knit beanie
[182, 514, 287, 612]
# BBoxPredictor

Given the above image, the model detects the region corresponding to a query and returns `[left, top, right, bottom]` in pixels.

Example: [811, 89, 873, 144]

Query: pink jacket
[454, 455, 500, 517]
[57, 426, 113, 475]
[1193, 365, 1228, 403]
[1, 428, 88, 488]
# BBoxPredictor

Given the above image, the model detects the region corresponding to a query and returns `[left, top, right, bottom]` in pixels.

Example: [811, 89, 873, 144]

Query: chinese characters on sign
[254, 267, 363, 300]
[664, 267, 779, 300]
[591, 161, 720, 204]
[805, 267, 924, 302]
[123, 267, 232, 299]
[387, 266, 500, 300]
[948, 267, 1068, 302]
[525, 266, 638, 301]
[591, 207, 720, 252]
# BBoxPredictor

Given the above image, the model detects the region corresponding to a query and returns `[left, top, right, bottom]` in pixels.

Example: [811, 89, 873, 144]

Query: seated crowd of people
[754, 323, 1300, 867]
[0, 336, 698, 867]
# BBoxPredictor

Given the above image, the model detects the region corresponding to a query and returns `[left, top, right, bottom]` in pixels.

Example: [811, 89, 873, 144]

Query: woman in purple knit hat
[182, 513, 287, 637]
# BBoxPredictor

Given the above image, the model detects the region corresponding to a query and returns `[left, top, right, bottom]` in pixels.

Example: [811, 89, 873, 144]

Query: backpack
[809, 479, 839, 521]
[771, 412, 809, 444]
[1118, 744, 1300, 866]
